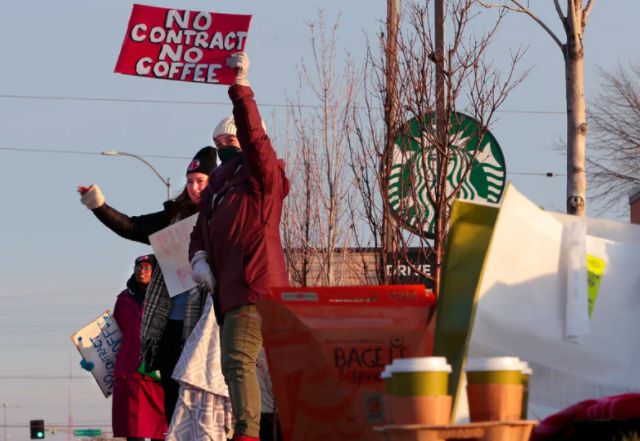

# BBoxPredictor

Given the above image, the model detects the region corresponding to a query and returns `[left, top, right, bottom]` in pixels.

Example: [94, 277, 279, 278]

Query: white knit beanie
[213, 116, 237, 138]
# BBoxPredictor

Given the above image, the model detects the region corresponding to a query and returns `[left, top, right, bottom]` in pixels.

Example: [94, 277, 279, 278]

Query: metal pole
[102, 150, 172, 199]
[433, 0, 446, 297]
[383, 0, 400, 282]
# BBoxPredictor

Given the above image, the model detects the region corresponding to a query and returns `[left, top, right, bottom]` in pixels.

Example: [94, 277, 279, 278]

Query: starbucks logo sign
[386, 112, 506, 237]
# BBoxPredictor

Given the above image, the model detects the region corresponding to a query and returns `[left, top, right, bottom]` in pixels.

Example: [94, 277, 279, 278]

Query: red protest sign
[114, 4, 251, 85]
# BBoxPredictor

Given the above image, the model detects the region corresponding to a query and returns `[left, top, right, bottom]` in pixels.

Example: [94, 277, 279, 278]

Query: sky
[1, 1, 639, 439]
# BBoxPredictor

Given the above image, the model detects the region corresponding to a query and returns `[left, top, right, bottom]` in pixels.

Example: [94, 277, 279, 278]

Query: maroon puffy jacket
[189, 84, 290, 316]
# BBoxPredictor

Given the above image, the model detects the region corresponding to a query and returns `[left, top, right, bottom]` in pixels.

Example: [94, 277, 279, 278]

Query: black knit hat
[135, 254, 157, 268]
[186, 146, 217, 176]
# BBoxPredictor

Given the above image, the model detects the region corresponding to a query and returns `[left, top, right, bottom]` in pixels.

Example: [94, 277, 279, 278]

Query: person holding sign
[189, 52, 290, 441]
[81, 255, 166, 441]
[77, 146, 217, 423]
[112, 255, 167, 441]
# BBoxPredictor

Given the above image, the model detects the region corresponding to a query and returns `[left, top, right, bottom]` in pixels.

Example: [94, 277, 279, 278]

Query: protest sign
[115, 4, 252, 85]
[71, 311, 122, 398]
[257, 285, 436, 441]
[149, 213, 198, 297]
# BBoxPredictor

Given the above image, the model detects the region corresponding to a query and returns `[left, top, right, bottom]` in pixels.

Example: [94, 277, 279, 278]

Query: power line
[0, 288, 112, 300]
[0, 145, 565, 177]
[2, 404, 106, 409]
[0, 93, 567, 114]
[510, 171, 566, 177]
[0, 146, 189, 160]
[0, 423, 110, 428]
[0, 376, 92, 380]
[0, 93, 303, 109]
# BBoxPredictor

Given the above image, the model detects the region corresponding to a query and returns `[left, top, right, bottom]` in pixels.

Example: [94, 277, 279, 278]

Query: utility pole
[431, 0, 447, 297]
[68, 351, 72, 441]
[383, 0, 400, 283]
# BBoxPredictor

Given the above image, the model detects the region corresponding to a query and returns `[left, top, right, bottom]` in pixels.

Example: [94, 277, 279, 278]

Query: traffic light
[30, 419, 45, 439]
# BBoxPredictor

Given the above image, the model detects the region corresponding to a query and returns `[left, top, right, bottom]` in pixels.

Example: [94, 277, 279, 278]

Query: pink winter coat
[112, 284, 167, 438]
[189, 84, 290, 316]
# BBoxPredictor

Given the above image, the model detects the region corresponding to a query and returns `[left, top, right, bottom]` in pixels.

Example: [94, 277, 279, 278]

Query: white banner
[149, 214, 198, 297]
[457, 185, 640, 421]
[70, 310, 122, 398]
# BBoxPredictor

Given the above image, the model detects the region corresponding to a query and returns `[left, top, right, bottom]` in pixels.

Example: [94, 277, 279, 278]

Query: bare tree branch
[582, 0, 595, 28]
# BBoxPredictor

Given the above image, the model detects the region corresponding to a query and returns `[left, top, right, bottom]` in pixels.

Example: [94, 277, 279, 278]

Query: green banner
[433, 197, 499, 421]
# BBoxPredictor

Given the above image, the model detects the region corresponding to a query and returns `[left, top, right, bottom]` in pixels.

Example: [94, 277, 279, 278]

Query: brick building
[630, 188, 640, 224]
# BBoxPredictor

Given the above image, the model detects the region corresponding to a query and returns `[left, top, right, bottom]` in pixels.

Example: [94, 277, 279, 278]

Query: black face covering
[217, 146, 241, 163]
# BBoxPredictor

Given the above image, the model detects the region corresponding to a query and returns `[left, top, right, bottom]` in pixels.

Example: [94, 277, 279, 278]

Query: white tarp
[149, 214, 198, 297]
[456, 185, 640, 421]
[70, 310, 122, 397]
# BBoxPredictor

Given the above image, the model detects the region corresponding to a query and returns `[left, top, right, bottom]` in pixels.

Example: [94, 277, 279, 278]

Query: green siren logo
[386, 112, 506, 237]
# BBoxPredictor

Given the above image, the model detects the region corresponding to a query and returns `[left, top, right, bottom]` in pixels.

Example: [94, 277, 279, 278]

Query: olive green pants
[221, 304, 263, 437]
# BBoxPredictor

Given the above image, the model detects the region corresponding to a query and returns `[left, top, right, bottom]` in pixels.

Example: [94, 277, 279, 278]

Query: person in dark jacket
[77, 146, 217, 424]
[189, 52, 290, 441]
[112, 255, 167, 441]
[80, 254, 166, 441]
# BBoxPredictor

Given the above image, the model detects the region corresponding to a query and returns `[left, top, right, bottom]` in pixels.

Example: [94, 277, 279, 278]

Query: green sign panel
[73, 429, 102, 437]
[386, 112, 506, 237]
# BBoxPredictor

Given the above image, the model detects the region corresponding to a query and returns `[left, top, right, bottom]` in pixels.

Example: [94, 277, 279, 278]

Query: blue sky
[1, 0, 639, 438]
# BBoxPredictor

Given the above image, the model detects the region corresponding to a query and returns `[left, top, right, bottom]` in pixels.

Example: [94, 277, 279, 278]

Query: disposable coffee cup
[520, 361, 533, 419]
[380, 365, 394, 424]
[390, 357, 452, 425]
[466, 357, 523, 422]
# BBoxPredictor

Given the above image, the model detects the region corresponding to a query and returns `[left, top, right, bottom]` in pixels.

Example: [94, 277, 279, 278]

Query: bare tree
[587, 62, 640, 214]
[350, 0, 525, 296]
[281, 11, 359, 287]
[479, 0, 596, 216]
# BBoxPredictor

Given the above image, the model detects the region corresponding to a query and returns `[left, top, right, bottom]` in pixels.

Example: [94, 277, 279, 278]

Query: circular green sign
[386, 112, 506, 237]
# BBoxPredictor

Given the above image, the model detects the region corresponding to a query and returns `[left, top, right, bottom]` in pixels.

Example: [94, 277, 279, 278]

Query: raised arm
[226, 53, 280, 193]
[78, 184, 171, 245]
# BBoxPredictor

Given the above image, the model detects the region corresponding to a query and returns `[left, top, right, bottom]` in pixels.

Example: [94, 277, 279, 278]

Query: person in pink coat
[112, 255, 167, 441]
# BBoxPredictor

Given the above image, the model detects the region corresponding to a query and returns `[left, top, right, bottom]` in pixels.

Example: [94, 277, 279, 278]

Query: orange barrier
[257, 285, 436, 441]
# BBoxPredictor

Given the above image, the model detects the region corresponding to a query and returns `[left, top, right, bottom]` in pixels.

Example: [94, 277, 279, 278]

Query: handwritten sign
[114, 4, 252, 85]
[149, 214, 198, 297]
[70, 311, 123, 398]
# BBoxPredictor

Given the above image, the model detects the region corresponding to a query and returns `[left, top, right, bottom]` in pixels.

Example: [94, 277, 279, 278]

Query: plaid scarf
[140, 262, 207, 370]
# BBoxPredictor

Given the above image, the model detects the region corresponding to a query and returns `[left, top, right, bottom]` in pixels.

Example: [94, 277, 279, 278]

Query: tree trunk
[565, 52, 587, 216]
[564, 1, 588, 216]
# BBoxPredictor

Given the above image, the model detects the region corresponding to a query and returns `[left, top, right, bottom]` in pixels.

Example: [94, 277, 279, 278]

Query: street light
[101, 150, 172, 200]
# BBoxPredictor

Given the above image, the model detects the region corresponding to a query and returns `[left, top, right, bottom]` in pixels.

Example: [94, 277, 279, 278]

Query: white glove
[226, 52, 250, 87]
[79, 185, 105, 209]
[191, 250, 215, 293]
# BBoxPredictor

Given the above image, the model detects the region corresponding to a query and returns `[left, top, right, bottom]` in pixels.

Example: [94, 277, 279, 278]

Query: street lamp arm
[101, 150, 172, 199]
[105, 151, 169, 186]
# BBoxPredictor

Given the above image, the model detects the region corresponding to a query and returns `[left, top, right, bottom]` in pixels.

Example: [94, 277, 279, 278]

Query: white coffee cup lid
[465, 357, 522, 372]
[380, 365, 392, 379]
[390, 357, 452, 373]
[520, 361, 533, 375]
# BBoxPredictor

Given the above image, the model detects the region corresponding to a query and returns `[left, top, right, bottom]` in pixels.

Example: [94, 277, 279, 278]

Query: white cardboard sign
[70, 310, 123, 398]
[149, 214, 198, 297]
